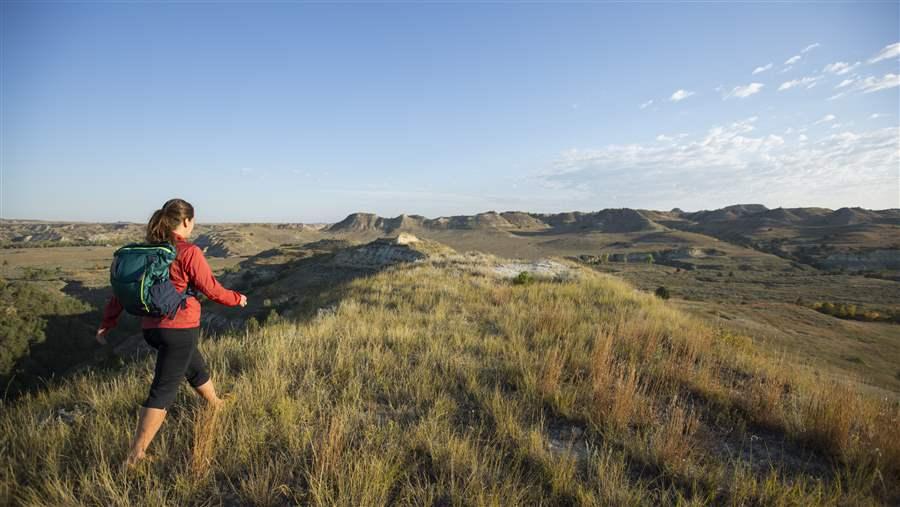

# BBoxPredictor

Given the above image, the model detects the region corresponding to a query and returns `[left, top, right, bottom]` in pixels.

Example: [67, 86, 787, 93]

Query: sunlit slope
[2, 252, 898, 506]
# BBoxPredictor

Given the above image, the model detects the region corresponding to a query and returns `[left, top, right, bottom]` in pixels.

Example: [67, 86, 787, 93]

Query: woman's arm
[97, 294, 123, 344]
[184, 245, 244, 306]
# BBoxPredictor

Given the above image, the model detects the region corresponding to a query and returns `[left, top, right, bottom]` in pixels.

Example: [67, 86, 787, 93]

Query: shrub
[654, 286, 670, 300]
[513, 271, 534, 285]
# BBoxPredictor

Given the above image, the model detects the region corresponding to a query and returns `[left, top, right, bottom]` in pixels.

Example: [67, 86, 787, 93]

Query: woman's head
[146, 198, 195, 243]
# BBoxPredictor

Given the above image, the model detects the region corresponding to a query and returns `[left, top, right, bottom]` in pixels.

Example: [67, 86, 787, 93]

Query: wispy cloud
[858, 73, 900, 93]
[723, 82, 764, 99]
[534, 119, 899, 209]
[830, 73, 900, 99]
[823, 61, 860, 75]
[813, 114, 836, 125]
[868, 42, 900, 64]
[801, 43, 820, 53]
[870, 113, 884, 120]
[784, 55, 802, 65]
[669, 89, 695, 102]
[778, 76, 821, 91]
[752, 63, 773, 75]
[835, 78, 857, 89]
[639, 99, 654, 110]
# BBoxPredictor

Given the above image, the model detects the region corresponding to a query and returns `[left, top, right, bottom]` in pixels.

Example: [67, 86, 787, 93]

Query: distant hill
[326, 208, 664, 234]
[4, 205, 898, 269]
[0, 221, 321, 257]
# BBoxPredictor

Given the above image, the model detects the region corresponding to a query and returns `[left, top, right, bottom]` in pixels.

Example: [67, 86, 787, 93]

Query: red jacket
[100, 232, 243, 330]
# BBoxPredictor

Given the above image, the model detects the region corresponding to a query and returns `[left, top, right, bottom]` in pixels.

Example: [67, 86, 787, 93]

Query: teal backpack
[110, 242, 199, 318]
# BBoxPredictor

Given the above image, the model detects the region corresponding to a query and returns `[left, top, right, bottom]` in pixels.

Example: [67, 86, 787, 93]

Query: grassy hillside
[2, 252, 898, 505]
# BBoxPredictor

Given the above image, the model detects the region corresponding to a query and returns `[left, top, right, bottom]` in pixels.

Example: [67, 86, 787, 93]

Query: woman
[96, 198, 248, 468]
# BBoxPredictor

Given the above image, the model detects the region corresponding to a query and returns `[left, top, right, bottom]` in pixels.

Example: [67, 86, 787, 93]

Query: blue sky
[2, 2, 898, 223]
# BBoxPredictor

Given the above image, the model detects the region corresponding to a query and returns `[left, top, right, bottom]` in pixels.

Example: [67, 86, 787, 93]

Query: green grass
[2, 252, 898, 505]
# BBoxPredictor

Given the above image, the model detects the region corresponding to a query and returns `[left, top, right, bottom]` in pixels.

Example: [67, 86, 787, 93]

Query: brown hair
[146, 198, 194, 243]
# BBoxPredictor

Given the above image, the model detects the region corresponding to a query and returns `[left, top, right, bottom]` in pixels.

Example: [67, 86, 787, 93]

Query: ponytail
[145, 198, 194, 243]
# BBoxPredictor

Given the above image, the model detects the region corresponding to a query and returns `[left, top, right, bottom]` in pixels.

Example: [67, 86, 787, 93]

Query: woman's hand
[239, 294, 248, 307]
[96, 327, 109, 345]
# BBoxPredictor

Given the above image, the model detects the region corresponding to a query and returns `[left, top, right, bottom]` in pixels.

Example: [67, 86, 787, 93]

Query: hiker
[96, 198, 248, 468]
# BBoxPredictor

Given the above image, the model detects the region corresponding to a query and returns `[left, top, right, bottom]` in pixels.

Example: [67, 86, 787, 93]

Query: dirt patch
[492, 259, 581, 281]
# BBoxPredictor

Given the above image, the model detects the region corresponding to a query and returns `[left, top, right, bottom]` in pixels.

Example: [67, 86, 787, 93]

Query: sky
[1, 2, 898, 223]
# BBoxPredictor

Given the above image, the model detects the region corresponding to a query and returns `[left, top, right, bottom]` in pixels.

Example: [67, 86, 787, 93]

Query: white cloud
[858, 74, 900, 93]
[656, 134, 673, 142]
[723, 82, 764, 99]
[785, 55, 802, 65]
[778, 76, 821, 91]
[639, 99, 654, 110]
[870, 113, 884, 119]
[670, 89, 695, 102]
[752, 63, 773, 75]
[801, 43, 820, 53]
[814, 114, 836, 125]
[781, 66, 794, 74]
[534, 121, 900, 210]
[823, 61, 860, 75]
[827, 74, 900, 98]
[836, 78, 857, 89]
[868, 42, 900, 64]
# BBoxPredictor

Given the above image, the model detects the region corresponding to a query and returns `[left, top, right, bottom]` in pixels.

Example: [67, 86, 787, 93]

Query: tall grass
[1, 251, 897, 505]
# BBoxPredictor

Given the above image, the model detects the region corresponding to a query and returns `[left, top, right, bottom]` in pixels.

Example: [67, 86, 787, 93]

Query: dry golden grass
[1, 251, 898, 505]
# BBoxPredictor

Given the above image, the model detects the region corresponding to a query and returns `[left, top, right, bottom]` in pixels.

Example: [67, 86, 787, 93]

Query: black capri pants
[141, 327, 210, 409]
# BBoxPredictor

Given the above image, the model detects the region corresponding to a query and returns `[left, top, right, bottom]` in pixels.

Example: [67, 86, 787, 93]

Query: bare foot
[123, 451, 153, 470]
[211, 393, 233, 410]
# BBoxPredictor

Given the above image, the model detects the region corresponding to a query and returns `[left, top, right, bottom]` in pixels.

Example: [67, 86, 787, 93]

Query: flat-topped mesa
[383, 214, 427, 233]
[325, 212, 383, 233]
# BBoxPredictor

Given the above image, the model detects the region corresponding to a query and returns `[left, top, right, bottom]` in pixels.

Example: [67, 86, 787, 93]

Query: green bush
[513, 271, 534, 285]
[654, 286, 670, 300]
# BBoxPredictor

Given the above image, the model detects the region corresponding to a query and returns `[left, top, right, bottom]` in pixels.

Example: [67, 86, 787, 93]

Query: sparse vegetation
[811, 301, 900, 323]
[2, 254, 898, 505]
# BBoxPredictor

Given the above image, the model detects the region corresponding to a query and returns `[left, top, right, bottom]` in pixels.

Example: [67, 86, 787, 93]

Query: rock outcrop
[332, 234, 451, 269]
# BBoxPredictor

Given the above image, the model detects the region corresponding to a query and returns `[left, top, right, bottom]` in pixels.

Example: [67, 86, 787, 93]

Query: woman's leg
[182, 328, 224, 407]
[193, 379, 225, 407]
[126, 328, 196, 467]
[126, 406, 167, 466]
